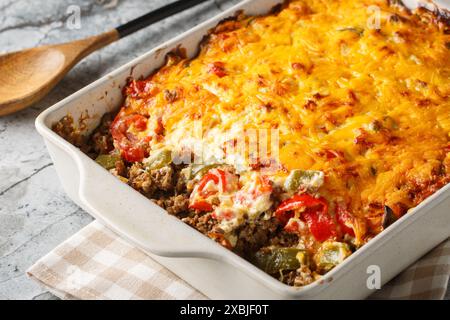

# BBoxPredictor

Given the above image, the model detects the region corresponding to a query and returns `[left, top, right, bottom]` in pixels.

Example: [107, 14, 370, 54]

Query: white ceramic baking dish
[36, 0, 450, 299]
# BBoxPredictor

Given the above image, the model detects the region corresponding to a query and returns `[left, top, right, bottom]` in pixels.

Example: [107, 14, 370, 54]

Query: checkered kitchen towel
[27, 220, 450, 300]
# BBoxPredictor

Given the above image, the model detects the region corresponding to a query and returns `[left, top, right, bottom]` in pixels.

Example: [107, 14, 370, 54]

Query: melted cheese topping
[118, 0, 449, 233]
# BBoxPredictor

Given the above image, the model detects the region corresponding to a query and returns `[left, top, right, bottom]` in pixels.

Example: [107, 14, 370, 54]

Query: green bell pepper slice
[314, 241, 352, 273]
[284, 169, 324, 193]
[95, 154, 121, 170]
[144, 149, 172, 170]
[253, 247, 307, 275]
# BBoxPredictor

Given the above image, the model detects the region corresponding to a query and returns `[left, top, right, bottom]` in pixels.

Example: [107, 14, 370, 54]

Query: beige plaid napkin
[27, 220, 449, 300]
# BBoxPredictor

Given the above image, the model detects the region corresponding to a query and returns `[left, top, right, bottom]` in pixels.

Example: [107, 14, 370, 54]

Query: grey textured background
[0, 0, 448, 300]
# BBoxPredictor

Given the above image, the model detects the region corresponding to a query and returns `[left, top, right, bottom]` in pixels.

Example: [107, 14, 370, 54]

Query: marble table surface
[0, 0, 448, 300]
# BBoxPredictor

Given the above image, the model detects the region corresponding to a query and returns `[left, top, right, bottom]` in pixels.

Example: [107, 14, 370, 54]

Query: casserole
[36, 0, 450, 299]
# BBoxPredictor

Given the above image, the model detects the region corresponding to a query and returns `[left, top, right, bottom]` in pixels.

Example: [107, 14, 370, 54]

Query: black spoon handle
[115, 0, 211, 38]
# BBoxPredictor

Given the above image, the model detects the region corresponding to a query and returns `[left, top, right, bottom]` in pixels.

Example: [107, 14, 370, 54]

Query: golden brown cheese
[116, 0, 449, 240]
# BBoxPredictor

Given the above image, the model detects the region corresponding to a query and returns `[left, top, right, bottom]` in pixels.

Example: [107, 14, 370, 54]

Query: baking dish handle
[76, 154, 228, 261]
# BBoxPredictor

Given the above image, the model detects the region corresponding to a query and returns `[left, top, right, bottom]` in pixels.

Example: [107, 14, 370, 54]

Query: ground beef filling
[234, 217, 281, 257]
[53, 114, 307, 286]
[127, 163, 191, 217]
[91, 113, 114, 155]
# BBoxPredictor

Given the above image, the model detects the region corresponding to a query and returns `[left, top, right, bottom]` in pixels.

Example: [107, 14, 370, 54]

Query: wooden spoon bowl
[0, 30, 118, 116]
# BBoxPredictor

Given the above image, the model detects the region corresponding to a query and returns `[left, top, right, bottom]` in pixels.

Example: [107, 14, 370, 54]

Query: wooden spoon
[0, 0, 210, 116]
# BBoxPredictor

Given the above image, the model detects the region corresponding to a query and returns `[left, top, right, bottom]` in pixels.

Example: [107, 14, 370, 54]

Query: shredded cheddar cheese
[115, 0, 449, 240]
